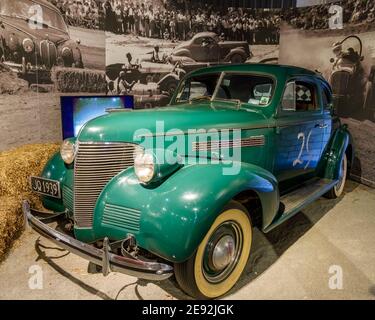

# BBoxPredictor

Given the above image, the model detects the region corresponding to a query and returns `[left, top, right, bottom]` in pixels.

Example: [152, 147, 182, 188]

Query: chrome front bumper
[22, 200, 173, 281]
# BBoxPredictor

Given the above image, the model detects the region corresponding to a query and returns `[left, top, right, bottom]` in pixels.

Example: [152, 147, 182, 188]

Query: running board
[264, 178, 338, 232]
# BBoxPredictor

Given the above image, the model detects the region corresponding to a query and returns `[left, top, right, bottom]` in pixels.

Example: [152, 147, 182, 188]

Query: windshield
[0, 0, 68, 32]
[174, 72, 274, 107]
[175, 73, 221, 103]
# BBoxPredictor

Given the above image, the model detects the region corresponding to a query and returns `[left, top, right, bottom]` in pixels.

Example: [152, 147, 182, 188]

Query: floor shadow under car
[33, 180, 360, 300]
[155, 180, 360, 299]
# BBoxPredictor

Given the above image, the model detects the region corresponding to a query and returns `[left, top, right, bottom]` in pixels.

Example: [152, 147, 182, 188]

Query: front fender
[172, 48, 191, 58]
[158, 73, 179, 84]
[89, 162, 279, 263]
[39, 139, 75, 212]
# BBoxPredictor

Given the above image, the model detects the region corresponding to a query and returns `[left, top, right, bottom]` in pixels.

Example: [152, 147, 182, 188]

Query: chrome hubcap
[212, 235, 236, 271]
[202, 222, 243, 284]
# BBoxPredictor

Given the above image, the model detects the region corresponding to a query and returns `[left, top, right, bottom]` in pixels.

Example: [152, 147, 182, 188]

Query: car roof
[30, 0, 61, 13]
[192, 32, 218, 39]
[188, 63, 321, 79]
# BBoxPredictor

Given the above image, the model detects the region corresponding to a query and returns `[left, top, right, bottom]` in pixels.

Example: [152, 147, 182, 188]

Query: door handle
[315, 123, 328, 129]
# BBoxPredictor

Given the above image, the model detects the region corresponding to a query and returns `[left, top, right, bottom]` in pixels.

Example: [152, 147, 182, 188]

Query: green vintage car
[24, 64, 354, 299]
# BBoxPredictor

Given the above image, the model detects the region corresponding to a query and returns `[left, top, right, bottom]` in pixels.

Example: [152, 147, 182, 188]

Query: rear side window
[282, 81, 318, 112]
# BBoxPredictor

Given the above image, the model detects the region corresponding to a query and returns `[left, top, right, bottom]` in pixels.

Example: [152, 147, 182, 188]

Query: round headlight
[134, 151, 155, 184]
[22, 38, 34, 53]
[61, 46, 73, 59]
[60, 140, 76, 165]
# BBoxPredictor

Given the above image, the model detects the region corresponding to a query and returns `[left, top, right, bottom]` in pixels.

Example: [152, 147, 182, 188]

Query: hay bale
[0, 193, 43, 259]
[0, 196, 24, 258]
[51, 67, 107, 93]
[0, 64, 29, 95]
[0, 143, 59, 198]
[0, 143, 59, 260]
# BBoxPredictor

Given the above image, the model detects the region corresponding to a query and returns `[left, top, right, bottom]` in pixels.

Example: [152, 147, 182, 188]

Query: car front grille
[62, 185, 74, 213]
[73, 142, 138, 228]
[39, 40, 57, 68]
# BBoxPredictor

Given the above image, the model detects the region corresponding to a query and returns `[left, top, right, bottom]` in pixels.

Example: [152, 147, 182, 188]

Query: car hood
[78, 102, 269, 144]
[172, 42, 190, 52]
[2, 16, 69, 43]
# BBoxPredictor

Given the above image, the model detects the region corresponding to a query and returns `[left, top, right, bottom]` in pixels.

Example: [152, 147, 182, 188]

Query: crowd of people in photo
[284, 0, 375, 30]
[47, 0, 105, 30]
[46, 0, 375, 33]
[103, 0, 280, 44]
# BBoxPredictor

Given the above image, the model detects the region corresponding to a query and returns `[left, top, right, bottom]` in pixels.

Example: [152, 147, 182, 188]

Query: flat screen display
[60, 95, 134, 139]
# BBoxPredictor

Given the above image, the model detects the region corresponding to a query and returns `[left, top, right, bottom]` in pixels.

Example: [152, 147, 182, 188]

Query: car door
[273, 77, 331, 188]
[190, 37, 219, 62]
[203, 37, 220, 63]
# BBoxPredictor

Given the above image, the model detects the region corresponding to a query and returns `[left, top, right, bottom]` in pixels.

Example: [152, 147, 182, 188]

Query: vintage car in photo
[0, 0, 83, 82]
[169, 32, 252, 64]
[24, 64, 353, 299]
[106, 60, 230, 102]
[329, 35, 375, 120]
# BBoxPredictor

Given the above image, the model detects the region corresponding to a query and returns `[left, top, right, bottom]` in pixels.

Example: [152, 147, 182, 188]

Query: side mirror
[330, 58, 335, 63]
[328, 102, 337, 115]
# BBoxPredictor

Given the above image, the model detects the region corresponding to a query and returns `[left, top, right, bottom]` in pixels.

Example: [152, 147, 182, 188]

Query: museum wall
[0, 0, 106, 151]
[278, 0, 375, 187]
[1, 0, 375, 187]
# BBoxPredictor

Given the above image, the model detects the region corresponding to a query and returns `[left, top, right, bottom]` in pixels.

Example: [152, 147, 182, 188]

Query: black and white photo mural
[104, 0, 284, 108]
[0, 0, 106, 151]
[279, 0, 375, 186]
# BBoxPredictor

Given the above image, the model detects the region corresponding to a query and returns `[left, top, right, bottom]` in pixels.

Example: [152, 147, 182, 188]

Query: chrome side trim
[192, 135, 265, 151]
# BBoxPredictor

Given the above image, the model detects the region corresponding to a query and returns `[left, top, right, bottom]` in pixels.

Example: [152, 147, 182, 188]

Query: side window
[194, 37, 213, 46]
[282, 81, 318, 112]
[194, 38, 203, 45]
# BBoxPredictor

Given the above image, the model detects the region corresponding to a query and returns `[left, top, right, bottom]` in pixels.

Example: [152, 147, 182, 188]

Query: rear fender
[318, 124, 352, 180]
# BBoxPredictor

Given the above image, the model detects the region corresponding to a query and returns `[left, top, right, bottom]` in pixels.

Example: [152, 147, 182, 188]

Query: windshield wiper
[211, 97, 242, 110]
[27, 18, 49, 29]
[188, 96, 212, 103]
[5, 14, 50, 28]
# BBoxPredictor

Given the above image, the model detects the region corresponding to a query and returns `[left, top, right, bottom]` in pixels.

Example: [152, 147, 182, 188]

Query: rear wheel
[325, 154, 348, 199]
[174, 201, 252, 299]
[230, 54, 245, 64]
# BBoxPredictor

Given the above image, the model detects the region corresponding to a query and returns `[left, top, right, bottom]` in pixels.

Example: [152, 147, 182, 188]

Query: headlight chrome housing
[60, 140, 76, 165]
[134, 150, 155, 184]
[22, 38, 34, 53]
[61, 46, 73, 60]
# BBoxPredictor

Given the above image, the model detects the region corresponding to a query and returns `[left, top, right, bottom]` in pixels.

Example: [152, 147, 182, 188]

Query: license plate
[30, 176, 61, 199]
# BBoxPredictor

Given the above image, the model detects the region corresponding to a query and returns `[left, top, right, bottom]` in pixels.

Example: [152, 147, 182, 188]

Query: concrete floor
[0, 180, 374, 300]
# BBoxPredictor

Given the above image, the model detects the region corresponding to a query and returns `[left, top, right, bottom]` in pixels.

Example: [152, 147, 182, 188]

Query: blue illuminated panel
[60, 95, 134, 139]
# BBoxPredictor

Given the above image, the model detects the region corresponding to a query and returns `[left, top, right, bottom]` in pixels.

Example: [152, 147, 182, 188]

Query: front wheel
[174, 201, 252, 299]
[325, 154, 348, 199]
